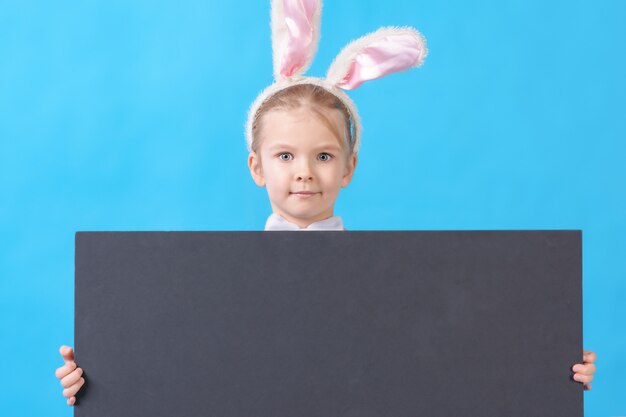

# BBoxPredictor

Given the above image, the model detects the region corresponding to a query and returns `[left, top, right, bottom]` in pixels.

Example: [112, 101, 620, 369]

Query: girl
[54, 82, 599, 407]
[55, 0, 597, 406]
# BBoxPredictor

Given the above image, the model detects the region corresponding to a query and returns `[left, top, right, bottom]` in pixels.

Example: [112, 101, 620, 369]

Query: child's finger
[60, 367, 83, 388]
[62, 377, 85, 398]
[55, 361, 77, 379]
[580, 363, 596, 375]
[583, 383, 592, 390]
[67, 396, 76, 406]
[583, 350, 596, 363]
[572, 363, 596, 375]
[574, 373, 594, 383]
[59, 345, 75, 362]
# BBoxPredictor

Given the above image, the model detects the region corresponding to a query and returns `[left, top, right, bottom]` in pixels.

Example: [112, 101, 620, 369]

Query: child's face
[248, 107, 357, 228]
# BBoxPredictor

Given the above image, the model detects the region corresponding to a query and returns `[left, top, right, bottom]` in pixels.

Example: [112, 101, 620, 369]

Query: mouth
[291, 191, 319, 198]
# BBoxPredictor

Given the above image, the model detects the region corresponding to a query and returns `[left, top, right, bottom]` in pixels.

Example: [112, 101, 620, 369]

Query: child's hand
[572, 349, 597, 390]
[55, 345, 85, 406]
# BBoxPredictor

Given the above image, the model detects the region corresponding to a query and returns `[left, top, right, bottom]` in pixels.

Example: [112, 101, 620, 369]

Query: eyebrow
[268, 142, 342, 152]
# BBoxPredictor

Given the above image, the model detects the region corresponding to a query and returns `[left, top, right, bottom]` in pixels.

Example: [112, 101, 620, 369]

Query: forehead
[259, 108, 346, 152]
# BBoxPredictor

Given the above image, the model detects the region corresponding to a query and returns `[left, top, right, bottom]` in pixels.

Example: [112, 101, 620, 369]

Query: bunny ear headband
[245, 0, 428, 154]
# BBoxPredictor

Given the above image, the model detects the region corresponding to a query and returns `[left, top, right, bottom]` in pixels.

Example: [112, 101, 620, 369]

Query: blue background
[1, 0, 624, 415]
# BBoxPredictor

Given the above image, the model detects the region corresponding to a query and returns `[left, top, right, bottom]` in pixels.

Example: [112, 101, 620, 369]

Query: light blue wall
[1, 1, 624, 415]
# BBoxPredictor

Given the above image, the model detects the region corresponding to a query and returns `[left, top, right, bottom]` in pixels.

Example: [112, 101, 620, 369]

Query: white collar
[264, 213, 345, 231]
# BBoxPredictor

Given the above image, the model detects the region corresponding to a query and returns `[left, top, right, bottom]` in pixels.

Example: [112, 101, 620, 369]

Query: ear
[326, 26, 427, 90]
[248, 151, 266, 187]
[341, 153, 358, 188]
[271, 0, 322, 80]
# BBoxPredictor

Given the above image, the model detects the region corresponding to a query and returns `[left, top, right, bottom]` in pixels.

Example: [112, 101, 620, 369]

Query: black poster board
[75, 231, 583, 417]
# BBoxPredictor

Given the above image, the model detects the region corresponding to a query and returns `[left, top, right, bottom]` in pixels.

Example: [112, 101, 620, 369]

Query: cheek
[319, 165, 345, 189]
[263, 162, 290, 189]
[332, 161, 348, 179]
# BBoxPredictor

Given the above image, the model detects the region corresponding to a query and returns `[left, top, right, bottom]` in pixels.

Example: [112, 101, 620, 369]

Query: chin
[283, 207, 323, 219]
[286, 210, 319, 219]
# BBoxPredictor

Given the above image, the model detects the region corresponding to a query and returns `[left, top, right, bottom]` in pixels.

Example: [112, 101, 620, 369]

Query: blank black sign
[75, 231, 583, 417]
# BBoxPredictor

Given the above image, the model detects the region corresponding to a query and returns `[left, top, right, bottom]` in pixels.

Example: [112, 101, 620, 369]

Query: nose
[294, 158, 314, 181]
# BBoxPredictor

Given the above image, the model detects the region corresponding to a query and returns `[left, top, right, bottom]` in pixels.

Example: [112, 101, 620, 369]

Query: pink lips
[291, 191, 319, 198]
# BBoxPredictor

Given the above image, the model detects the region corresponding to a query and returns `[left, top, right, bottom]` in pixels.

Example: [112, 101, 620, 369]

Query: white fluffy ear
[271, 0, 322, 81]
[326, 26, 427, 90]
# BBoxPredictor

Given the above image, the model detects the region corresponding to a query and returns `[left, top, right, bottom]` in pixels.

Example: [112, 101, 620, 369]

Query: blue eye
[276, 152, 333, 161]
[318, 153, 333, 162]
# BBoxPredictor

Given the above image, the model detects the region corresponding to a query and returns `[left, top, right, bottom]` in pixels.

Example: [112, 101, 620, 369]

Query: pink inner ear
[280, 0, 318, 78]
[336, 34, 424, 90]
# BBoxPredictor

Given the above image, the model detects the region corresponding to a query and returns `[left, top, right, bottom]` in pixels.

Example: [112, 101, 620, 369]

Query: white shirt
[264, 213, 345, 231]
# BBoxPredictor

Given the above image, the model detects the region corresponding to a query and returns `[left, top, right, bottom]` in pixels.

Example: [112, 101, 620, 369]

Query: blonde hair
[250, 83, 356, 157]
